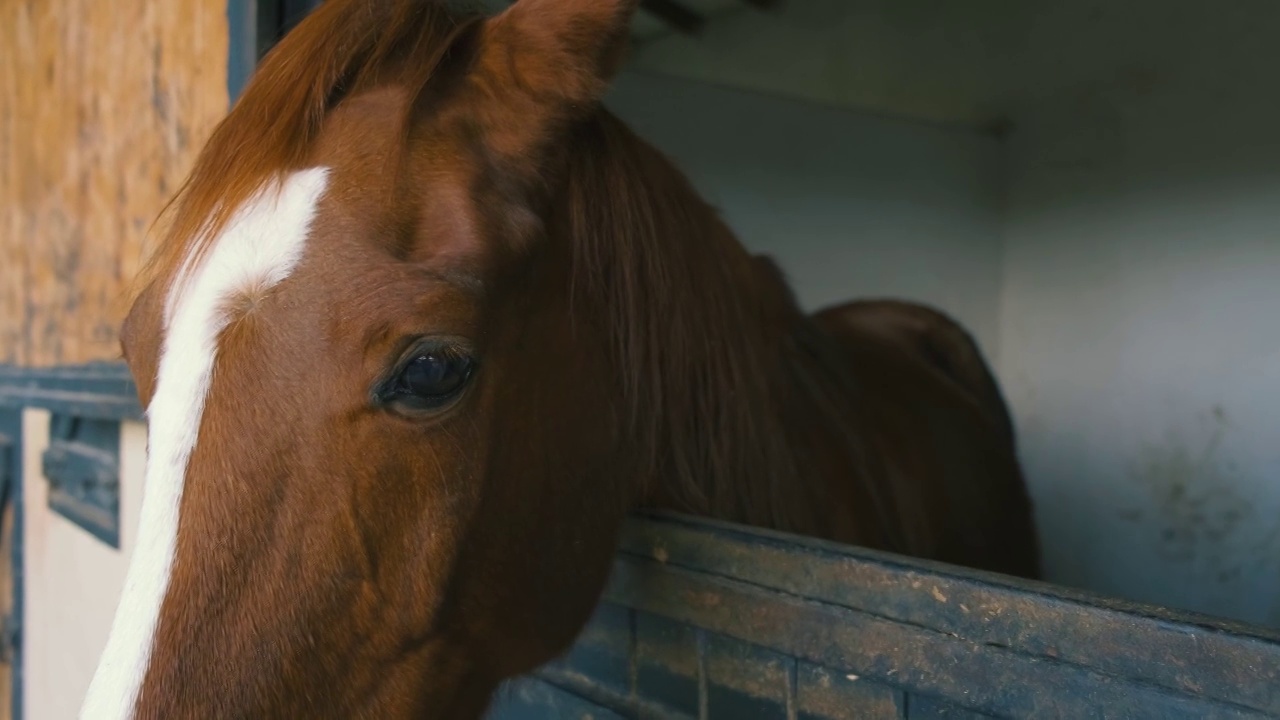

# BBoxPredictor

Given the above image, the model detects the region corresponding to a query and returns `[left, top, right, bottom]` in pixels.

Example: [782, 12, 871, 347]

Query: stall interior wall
[997, 33, 1280, 626]
[606, 73, 1006, 355]
[608, 0, 1280, 629]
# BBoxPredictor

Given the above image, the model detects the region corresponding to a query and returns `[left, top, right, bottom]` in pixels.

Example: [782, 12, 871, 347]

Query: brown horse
[813, 296, 1019, 446]
[84, 0, 1038, 716]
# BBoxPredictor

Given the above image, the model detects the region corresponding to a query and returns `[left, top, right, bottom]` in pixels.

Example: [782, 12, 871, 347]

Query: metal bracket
[41, 413, 121, 548]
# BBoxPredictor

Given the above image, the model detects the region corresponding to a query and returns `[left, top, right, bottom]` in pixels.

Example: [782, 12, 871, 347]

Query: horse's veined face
[94, 2, 642, 716]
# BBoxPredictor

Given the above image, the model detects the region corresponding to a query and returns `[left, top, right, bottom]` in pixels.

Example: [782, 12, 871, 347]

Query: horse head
[83, 0, 770, 715]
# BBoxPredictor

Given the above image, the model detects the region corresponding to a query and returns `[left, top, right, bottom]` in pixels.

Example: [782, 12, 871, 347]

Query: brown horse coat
[86, 1, 1040, 716]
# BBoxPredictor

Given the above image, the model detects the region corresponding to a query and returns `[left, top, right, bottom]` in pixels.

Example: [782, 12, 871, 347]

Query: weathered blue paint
[0, 366, 137, 550]
[0, 394, 25, 720]
[225, 0, 258, 103]
[279, 0, 324, 33]
[229, 0, 327, 100]
[486, 512, 1280, 719]
[491, 677, 628, 720]
[0, 364, 143, 422]
[612, 515, 1280, 716]
[42, 412, 122, 548]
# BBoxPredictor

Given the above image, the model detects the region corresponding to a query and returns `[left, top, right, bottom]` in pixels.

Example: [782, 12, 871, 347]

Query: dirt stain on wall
[1122, 405, 1279, 596]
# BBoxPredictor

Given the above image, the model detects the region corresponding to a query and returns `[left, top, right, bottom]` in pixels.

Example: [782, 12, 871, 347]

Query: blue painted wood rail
[490, 513, 1280, 719]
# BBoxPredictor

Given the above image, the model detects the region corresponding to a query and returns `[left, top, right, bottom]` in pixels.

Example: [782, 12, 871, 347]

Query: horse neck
[640, 252, 897, 549]
[776, 309, 910, 550]
[561, 115, 896, 549]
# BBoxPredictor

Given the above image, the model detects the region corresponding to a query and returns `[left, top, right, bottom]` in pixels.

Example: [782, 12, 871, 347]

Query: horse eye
[399, 352, 472, 396]
[378, 344, 476, 413]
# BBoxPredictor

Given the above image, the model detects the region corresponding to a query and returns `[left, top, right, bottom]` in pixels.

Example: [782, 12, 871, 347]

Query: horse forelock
[135, 0, 480, 309]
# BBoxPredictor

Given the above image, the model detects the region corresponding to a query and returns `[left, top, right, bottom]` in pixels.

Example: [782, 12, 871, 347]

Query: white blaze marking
[80, 168, 330, 720]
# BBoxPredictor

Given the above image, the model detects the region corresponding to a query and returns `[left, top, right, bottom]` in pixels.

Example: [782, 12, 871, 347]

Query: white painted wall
[998, 60, 1280, 628]
[606, 70, 1006, 354]
[23, 412, 146, 720]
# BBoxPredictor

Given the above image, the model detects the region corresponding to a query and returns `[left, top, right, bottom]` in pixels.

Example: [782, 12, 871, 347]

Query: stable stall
[2, 1, 1278, 718]
[596, 0, 1280, 632]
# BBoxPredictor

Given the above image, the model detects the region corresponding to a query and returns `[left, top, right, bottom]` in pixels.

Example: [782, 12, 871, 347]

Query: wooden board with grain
[491, 512, 1280, 719]
[0, 0, 229, 367]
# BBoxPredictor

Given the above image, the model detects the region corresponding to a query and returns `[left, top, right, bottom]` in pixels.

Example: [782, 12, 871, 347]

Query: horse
[812, 296, 1019, 446]
[84, 0, 1039, 716]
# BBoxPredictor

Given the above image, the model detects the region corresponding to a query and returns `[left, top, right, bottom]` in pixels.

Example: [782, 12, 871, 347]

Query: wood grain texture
[0, 0, 228, 367]
[486, 512, 1280, 719]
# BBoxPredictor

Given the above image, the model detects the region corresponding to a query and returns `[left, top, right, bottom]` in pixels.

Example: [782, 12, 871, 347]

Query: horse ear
[466, 0, 640, 168]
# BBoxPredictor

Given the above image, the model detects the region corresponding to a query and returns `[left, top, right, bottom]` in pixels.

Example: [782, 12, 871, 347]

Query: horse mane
[556, 111, 835, 534]
[136, 0, 479, 302]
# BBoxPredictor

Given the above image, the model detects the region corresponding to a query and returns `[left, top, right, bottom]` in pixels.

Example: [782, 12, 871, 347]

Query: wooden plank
[906, 694, 996, 719]
[490, 677, 626, 719]
[603, 555, 1271, 719]
[0, 364, 143, 421]
[0, 0, 229, 367]
[616, 513, 1280, 716]
[796, 662, 903, 720]
[532, 604, 910, 720]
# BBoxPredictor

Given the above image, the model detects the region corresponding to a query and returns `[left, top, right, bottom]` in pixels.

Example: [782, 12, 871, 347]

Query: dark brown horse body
[678, 258, 1037, 574]
[805, 294, 1034, 572]
[85, 0, 1038, 717]
[814, 297, 1018, 445]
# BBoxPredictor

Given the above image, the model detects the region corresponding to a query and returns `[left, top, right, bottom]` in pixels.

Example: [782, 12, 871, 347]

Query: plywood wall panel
[0, 0, 228, 367]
